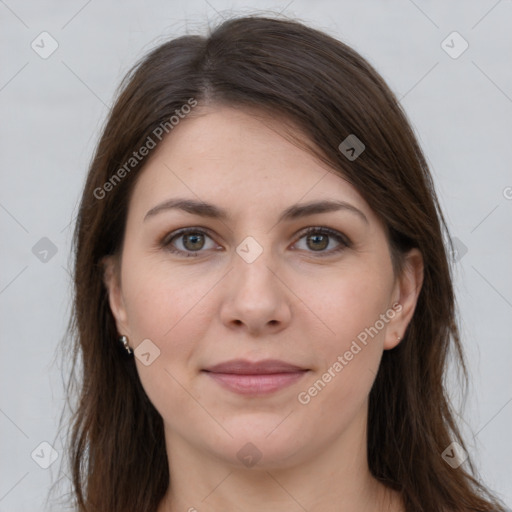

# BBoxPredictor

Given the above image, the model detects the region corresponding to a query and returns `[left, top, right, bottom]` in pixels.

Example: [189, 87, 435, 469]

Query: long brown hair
[55, 13, 508, 512]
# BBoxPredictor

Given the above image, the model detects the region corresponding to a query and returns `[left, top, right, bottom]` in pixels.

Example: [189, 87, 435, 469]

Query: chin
[203, 419, 309, 470]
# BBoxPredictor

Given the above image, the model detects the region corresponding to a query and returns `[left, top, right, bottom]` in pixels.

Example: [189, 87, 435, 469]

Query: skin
[104, 105, 423, 512]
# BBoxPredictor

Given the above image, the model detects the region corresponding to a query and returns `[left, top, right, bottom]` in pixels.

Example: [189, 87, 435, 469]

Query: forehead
[127, 105, 373, 224]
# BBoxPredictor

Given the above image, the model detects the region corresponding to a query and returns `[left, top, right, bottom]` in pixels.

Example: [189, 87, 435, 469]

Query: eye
[161, 228, 219, 257]
[293, 227, 351, 257]
[161, 226, 351, 257]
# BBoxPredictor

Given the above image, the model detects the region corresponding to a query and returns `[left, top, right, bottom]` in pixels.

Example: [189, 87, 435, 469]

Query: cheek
[119, 257, 209, 419]
[295, 261, 392, 406]
[121, 250, 214, 343]
[305, 259, 393, 347]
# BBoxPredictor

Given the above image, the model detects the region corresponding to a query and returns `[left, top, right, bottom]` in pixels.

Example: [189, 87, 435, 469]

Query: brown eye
[305, 232, 329, 251]
[162, 228, 217, 257]
[181, 232, 205, 251]
[294, 227, 351, 256]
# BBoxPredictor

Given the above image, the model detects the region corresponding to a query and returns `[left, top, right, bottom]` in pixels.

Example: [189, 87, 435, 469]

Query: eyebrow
[144, 198, 368, 225]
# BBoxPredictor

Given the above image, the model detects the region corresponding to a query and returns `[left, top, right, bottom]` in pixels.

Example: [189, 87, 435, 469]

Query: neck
[157, 406, 403, 512]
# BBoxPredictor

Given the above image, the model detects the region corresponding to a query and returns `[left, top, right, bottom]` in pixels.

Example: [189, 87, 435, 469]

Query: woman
[61, 13, 508, 512]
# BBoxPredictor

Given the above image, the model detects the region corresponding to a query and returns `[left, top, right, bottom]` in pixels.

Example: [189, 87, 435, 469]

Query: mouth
[201, 359, 309, 395]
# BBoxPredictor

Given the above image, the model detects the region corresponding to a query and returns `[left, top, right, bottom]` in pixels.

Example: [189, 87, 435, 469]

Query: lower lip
[203, 371, 308, 395]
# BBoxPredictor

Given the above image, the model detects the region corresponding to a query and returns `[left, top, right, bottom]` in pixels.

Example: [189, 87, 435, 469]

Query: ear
[101, 255, 130, 336]
[384, 248, 424, 350]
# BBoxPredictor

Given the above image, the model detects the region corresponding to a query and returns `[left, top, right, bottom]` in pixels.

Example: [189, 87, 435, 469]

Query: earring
[397, 335, 402, 342]
[119, 335, 133, 355]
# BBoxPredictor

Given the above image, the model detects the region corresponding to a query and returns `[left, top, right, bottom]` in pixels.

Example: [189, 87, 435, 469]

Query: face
[104, 105, 422, 470]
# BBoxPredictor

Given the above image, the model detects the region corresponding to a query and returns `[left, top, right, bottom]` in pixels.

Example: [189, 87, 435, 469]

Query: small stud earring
[119, 335, 133, 355]
[397, 335, 402, 342]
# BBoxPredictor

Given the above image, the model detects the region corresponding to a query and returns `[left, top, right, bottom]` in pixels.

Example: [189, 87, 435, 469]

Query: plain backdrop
[1, 1, 511, 510]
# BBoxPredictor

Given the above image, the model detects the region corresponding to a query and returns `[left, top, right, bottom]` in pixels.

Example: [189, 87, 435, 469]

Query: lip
[202, 359, 309, 396]
[203, 358, 307, 374]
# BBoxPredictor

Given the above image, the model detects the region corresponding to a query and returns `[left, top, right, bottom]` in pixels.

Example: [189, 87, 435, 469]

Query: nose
[219, 243, 292, 336]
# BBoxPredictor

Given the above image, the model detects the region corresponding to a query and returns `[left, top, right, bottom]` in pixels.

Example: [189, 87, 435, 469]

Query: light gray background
[1, 1, 511, 510]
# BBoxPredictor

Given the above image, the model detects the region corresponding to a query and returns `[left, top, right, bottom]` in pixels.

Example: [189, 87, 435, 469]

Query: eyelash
[160, 226, 351, 258]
